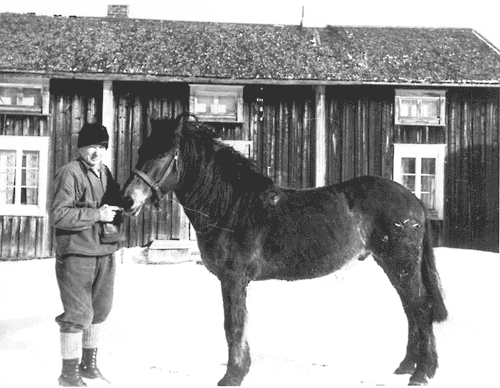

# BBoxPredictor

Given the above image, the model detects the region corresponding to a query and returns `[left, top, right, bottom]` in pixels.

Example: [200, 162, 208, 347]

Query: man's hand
[99, 205, 122, 223]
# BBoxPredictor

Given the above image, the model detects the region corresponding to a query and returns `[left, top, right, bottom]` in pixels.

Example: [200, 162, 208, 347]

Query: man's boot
[59, 359, 87, 387]
[80, 348, 110, 384]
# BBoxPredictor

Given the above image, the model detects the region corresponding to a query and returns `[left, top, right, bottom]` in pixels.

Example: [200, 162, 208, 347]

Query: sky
[1, 0, 499, 51]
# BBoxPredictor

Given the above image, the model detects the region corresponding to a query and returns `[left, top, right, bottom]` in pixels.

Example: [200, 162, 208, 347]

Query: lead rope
[119, 244, 124, 264]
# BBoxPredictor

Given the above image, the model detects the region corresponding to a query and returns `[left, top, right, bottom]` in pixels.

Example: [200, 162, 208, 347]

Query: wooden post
[102, 80, 115, 173]
[315, 85, 327, 187]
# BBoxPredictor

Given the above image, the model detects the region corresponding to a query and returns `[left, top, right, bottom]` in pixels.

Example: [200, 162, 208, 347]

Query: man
[51, 122, 124, 387]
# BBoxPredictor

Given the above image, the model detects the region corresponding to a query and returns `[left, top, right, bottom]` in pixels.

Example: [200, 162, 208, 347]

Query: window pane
[21, 188, 38, 205]
[421, 158, 436, 175]
[0, 150, 16, 169]
[218, 96, 236, 114]
[402, 175, 416, 192]
[21, 88, 42, 106]
[402, 157, 416, 174]
[401, 99, 418, 117]
[421, 175, 435, 192]
[0, 88, 18, 104]
[25, 169, 39, 187]
[421, 100, 439, 118]
[21, 151, 40, 205]
[0, 187, 15, 204]
[0, 150, 16, 205]
[23, 152, 39, 168]
[0, 96, 12, 105]
[22, 151, 40, 184]
[421, 170, 436, 210]
[0, 164, 16, 186]
[421, 192, 436, 210]
[195, 95, 213, 114]
[421, 158, 436, 211]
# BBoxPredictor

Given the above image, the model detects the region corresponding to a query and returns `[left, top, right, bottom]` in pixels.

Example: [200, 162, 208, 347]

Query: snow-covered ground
[0, 247, 499, 387]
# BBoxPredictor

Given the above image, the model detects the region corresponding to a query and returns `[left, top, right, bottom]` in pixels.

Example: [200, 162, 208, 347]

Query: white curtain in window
[0, 150, 16, 205]
[21, 151, 39, 205]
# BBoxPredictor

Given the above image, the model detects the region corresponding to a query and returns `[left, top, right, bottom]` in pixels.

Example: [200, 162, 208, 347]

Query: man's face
[79, 145, 106, 167]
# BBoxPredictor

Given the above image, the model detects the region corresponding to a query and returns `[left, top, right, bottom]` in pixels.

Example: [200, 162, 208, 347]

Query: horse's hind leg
[218, 275, 251, 386]
[373, 237, 437, 385]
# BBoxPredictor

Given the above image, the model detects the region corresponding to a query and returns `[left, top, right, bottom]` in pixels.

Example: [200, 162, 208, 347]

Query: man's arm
[50, 167, 101, 232]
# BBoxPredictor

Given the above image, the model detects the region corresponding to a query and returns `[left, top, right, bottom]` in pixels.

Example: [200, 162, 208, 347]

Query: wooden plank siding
[325, 86, 395, 183]
[445, 88, 499, 251]
[247, 86, 316, 189]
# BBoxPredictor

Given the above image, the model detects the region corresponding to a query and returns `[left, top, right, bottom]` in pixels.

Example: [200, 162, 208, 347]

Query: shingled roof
[1, 12, 499, 85]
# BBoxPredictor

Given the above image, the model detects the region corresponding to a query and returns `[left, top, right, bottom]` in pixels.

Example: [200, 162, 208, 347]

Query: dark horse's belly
[258, 186, 369, 281]
[198, 176, 425, 283]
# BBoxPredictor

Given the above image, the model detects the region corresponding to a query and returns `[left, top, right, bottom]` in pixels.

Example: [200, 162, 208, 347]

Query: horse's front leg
[218, 275, 251, 386]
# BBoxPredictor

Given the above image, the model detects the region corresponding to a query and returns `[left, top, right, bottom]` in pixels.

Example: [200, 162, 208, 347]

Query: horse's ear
[149, 108, 160, 121]
[149, 116, 163, 135]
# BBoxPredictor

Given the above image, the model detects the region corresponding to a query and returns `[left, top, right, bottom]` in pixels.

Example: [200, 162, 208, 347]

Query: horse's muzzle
[120, 196, 135, 214]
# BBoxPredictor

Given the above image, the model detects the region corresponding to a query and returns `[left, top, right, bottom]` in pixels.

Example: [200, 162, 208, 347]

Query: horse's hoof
[408, 371, 428, 386]
[218, 374, 242, 386]
[408, 380, 428, 386]
[395, 361, 416, 375]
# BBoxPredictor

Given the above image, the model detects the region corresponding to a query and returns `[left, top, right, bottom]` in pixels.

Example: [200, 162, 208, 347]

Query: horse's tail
[421, 216, 448, 323]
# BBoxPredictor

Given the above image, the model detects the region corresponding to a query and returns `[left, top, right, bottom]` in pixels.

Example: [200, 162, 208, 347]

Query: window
[395, 89, 446, 126]
[0, 80, 50, 115]
[393, 144, 446, 219]
[190, 85, 243, 122]
[0, 136, 50, 216]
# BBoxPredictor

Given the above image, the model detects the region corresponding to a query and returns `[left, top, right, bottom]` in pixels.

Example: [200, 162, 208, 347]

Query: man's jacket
[50, 158, 122, 257]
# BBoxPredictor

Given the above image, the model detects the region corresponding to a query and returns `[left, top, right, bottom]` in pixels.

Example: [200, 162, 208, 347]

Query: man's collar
[78, 156, 102, 173]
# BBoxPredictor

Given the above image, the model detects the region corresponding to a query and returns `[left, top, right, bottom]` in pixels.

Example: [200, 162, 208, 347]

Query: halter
[133, 149, 180, 200]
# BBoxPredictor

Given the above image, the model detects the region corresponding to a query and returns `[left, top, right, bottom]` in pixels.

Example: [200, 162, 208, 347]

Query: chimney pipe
[107, 5, 129, 18]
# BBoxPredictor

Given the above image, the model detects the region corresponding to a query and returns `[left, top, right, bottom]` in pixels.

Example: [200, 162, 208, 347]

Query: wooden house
[0, 6, 499, 260]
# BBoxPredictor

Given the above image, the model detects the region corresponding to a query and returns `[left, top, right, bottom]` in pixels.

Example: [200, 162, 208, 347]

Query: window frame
[393, 143, 446, 220]
[0, 136, 50, 216]
[189, 84, 244, 123]
[395, 89, 446, 127]
[0, 80, 50, 116]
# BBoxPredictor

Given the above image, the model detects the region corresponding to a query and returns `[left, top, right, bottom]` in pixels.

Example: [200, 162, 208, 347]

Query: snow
[0, 247, 499, 387]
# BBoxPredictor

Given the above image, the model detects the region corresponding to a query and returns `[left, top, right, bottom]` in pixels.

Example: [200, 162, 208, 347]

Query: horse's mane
[147, 115, 278, 235]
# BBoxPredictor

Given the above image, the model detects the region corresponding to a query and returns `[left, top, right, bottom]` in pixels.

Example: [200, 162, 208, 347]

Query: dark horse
[121, 113, 447, 386]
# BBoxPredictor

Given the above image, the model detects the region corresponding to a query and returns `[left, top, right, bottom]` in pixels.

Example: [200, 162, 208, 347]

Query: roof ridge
[0, 13, 484, 34]
[326, 24, 472, 30]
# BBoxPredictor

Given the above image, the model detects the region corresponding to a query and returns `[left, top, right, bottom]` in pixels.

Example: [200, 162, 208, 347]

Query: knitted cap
[77, 123, 109, 149]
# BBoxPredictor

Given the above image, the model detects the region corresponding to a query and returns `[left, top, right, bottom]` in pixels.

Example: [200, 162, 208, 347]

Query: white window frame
[393, 143, 446, 220]
[190, 84, 243, 123]
[395, 89, 446, 126]
[0, 80, 50, 115]
[0, 136, 50, 216]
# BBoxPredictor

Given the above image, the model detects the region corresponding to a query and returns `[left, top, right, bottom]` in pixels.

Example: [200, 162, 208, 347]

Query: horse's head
[121, 113, 189, 216]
